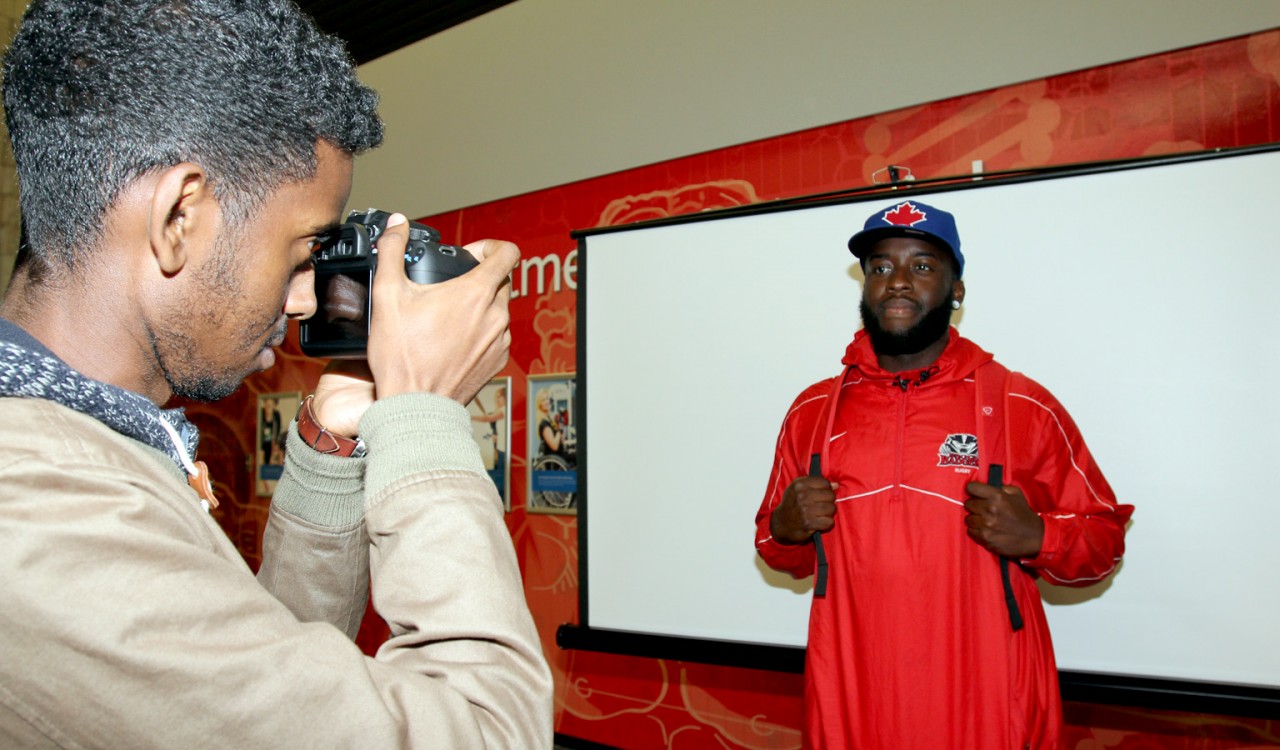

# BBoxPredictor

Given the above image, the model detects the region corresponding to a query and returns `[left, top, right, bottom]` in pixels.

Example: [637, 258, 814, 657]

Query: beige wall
[353, 0, 1280, 219]
[1, 2, 1278, 274]
[0, 0, 23, 296]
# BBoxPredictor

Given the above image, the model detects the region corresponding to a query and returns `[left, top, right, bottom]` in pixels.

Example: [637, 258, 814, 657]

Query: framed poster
[468, 377, 511, 511]
[527, 373, 577, 514]
[256, 391, 301, 497]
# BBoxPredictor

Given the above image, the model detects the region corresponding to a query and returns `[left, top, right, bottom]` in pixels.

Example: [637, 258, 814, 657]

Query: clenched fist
[770, 475, 838, 545]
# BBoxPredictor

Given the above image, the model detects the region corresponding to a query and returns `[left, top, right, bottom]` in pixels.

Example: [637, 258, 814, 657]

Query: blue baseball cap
[847, 200, 964, 277]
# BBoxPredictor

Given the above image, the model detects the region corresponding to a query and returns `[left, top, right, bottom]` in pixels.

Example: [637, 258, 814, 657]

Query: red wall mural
[188, 29, 1280, 749]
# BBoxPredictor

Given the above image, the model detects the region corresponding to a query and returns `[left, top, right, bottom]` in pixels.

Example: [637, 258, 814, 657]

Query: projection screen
[570, 146, 1280, 709]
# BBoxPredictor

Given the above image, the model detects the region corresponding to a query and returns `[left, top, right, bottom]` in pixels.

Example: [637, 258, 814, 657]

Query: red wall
[190, 29, 1280, 749]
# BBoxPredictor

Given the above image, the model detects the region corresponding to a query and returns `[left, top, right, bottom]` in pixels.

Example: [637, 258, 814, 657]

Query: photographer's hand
[367, 214, 519, 404]
[312, 359, 375, 438]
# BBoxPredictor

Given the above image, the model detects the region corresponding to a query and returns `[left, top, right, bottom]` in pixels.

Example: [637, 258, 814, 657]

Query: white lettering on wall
[511, 249, 578, 300]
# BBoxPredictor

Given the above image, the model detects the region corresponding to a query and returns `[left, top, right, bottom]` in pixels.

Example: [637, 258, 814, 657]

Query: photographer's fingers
[445, 252, 516, 403]
[458, 321, 513, 405]
[371, 213, 411, 296]
[463, 239, 520, 288]
[367, 225, 518, 404]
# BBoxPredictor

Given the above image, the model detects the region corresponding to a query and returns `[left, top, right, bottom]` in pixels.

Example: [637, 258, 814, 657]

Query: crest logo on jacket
[938, 433, 978, 468]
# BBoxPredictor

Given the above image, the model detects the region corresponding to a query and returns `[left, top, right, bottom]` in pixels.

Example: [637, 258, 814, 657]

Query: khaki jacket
[0, 393, 553, 748]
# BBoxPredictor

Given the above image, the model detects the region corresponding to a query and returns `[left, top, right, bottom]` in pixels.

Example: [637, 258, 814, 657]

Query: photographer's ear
[148, 163, 212, 276]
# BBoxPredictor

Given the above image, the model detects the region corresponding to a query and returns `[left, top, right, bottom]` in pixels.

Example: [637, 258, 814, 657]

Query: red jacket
[755, 330, 1132, 750]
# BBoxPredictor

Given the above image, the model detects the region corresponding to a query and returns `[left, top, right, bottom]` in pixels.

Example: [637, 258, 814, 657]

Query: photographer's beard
[154, 319, 284, 403]
[859, 291, 955, 358]
[149, 231, 286, 402]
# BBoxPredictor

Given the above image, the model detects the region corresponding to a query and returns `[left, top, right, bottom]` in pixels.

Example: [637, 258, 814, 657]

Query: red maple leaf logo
[882, 202, 927, 227]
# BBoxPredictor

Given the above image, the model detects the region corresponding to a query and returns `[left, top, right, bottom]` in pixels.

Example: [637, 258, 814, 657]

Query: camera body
[300, 208, 478, 359]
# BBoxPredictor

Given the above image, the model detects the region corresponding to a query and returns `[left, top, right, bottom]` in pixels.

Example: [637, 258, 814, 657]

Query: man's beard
[860, 291, 955, 357]
[150, 230, 281, 403]
[152, 328, 251, 403]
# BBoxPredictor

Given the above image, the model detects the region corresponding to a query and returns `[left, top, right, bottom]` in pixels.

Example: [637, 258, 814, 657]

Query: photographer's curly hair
[2, 0, 384, 273]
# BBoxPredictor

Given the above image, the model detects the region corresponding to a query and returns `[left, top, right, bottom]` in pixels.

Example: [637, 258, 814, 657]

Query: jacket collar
[0, 316, 200, 469]
[841, 326, 994, 385]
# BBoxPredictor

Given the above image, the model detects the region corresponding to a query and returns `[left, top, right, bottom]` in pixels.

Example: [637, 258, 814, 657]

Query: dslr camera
[300, 208, 478, 359]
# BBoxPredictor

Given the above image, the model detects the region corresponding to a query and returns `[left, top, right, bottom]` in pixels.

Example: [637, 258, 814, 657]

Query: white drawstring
[156, 418, 210, 513]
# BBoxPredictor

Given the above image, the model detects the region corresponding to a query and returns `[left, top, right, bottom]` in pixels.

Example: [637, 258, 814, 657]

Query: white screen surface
[580, 149, 1280, 689]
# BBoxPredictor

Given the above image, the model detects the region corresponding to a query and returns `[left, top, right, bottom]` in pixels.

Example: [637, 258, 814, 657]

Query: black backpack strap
[810, 453, 829, 597]
[808, 367, 851, 598]
[974, 361, 1025, 632]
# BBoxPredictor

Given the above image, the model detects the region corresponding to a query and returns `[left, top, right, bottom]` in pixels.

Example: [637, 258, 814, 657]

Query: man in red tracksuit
[754, 200, 1132, 749]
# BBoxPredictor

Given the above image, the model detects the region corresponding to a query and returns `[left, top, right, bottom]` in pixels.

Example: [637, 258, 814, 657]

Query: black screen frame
[564, 144, 1280, 720]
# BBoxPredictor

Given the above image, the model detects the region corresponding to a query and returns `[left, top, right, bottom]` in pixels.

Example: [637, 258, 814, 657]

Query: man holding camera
[754, 201, 1132, 749]
[0, 1, 552, 747]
